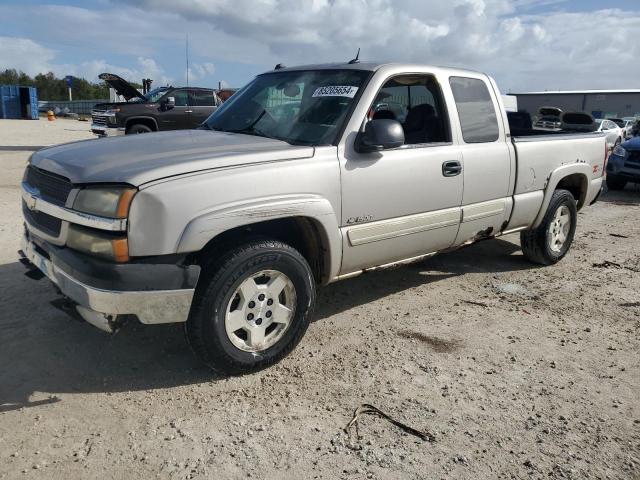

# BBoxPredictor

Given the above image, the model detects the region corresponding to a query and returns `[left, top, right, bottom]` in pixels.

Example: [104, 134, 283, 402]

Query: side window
[449, 77, 500, 143]
[189, 89, 215, 106]
[171, 89, 189, 107]
[369, 74, 450, 145]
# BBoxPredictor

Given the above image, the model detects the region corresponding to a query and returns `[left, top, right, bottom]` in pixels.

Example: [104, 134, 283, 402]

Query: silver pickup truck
[20, 62, 606, 374]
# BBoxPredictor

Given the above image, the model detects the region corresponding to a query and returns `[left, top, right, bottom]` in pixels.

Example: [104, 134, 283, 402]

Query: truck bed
[511, 131, 605, 196]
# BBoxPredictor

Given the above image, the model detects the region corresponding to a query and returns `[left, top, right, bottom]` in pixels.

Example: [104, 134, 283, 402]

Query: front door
[339, 74, 463, 274]
[158, 89, 191, 130]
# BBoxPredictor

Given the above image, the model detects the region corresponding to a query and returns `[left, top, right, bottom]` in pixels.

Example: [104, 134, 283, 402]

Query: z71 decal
[312, 86, 359, 98]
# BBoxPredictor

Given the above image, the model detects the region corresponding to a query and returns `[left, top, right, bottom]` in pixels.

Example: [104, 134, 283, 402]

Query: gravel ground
[0, 119, 639, 479]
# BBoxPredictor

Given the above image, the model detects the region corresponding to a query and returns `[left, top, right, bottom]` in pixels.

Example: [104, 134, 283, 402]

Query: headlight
[67, 225, 129, 262]
[73, 187, 136, 218]
[612, 145, 627, 157]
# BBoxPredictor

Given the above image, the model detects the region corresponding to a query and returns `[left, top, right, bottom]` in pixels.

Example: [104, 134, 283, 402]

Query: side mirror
[356, 119, 404, 153]
[164, 96, 176, 109]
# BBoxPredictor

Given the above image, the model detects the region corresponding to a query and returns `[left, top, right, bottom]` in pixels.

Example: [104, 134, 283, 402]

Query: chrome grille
[91, 109, 109, 127]
[22, 200, 62, 236]
[24, 166, 73, 206]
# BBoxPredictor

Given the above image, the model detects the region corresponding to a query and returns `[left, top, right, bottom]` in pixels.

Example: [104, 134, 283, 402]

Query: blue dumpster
[0, 85, 39, 119]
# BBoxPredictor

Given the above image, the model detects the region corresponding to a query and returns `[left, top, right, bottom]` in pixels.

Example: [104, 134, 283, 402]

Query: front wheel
[520, 189, 577, 265]
[186, 239, 316, 375]
[126, 123, 153, 134]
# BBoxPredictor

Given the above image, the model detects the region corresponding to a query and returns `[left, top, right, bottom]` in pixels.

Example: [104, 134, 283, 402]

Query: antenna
[185, 34, 190, 87]
[348, 48, 360, 64]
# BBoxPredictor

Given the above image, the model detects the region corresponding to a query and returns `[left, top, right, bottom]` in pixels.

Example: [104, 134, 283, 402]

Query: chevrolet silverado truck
[91, 73, 220, 136]
[20, 62, 606, 374]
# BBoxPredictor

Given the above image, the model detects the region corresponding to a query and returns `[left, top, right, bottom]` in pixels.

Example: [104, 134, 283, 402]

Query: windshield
[204, 69, 370, 145]
[610, 118, 625, 127]
[130, 87, 169, 103]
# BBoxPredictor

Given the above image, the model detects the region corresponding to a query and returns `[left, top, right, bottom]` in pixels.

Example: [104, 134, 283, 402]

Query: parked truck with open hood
[91, 73, 221, 136]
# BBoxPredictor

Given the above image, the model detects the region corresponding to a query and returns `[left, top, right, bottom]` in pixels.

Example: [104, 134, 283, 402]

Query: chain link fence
[38, 99, 109, 116]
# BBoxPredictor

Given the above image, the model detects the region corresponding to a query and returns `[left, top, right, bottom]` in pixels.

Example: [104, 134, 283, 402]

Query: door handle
[185, 110, 193, 113]
[442, 160, 462, 177]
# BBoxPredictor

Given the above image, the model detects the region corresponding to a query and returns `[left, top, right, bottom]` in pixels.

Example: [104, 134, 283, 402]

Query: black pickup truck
[91, 73, 221, 136]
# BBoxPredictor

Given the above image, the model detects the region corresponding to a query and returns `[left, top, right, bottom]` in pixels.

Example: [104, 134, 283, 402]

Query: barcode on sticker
[312, 86, 359, 98]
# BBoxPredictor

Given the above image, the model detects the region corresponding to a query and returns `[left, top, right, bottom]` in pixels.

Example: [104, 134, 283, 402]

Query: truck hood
[30, 129, 315, 186]
[99, 73, 146, 101]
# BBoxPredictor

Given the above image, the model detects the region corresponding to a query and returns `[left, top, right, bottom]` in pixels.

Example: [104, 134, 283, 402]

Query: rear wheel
[520, 189, 577, 265]
[606, 175, 627, 191]
[126, 123, 153, 134]
[185, 239, 316, 375]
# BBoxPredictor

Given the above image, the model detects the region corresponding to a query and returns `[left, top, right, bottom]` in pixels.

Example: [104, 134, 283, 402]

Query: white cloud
[2, 1, 640, 92]
[0, 36, 57, 77]
[116, 0, 640, 91]
[0, 36, 174, 85]
[187, 62, 216, 82]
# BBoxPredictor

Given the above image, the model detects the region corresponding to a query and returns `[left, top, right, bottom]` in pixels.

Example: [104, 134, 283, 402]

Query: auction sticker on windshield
[312, 86, 359, 98]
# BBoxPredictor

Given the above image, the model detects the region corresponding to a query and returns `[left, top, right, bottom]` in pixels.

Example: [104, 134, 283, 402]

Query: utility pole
[185, 34, 190, 87]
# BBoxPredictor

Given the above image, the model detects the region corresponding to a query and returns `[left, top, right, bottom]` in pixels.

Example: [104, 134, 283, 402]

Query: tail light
[602, 140, 608, 177]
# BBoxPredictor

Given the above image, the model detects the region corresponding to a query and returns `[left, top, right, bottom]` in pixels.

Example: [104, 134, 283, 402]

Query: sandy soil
[0, 119, 639, 479]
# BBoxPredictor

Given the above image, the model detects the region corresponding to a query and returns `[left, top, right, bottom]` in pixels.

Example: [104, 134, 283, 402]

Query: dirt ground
[0, 118, 639, 479]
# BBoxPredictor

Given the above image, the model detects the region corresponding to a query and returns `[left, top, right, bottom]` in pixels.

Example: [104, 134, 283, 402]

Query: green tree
[0, 69, 111, 100]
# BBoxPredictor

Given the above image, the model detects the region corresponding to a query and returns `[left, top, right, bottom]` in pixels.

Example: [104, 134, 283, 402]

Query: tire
[520, 189, 577, 266]
[185, 239, 316, 375]
[126, 123, 153, 134]
[606, 175, 627, 191]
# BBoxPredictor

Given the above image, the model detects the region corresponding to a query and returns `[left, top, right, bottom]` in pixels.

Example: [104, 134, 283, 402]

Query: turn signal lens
[67, 225, 130, 263]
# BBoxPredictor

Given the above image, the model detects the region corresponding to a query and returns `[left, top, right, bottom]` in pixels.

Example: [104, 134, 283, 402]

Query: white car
[594, 119, 623, 149]
[621, 118, 636, 139]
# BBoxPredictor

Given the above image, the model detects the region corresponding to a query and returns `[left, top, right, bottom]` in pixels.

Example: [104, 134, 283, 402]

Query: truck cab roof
[263, 61, 486, 78]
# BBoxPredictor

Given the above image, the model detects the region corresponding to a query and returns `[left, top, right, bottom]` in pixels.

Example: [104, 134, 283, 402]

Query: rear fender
[532, 163, 591, 228]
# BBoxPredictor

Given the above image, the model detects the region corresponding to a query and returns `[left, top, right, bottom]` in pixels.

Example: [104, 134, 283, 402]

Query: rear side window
[449, 77, 499, 143]
[189, 89, 215, 106]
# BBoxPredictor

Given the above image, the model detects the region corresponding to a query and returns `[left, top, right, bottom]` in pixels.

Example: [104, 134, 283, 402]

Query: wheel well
[192, 217, 329, 283]
[555, 173, 588, 209]
[125, 118, 157, 132]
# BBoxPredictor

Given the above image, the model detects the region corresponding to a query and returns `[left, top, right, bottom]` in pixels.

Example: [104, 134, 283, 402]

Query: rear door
[188, 89, 218, 127]
[448, 75, 513, 245]
[158, 89, 191, 130]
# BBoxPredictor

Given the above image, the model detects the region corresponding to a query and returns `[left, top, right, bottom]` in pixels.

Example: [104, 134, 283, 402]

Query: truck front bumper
[91, 124, 125, 137]
[19, 232, 200, 332]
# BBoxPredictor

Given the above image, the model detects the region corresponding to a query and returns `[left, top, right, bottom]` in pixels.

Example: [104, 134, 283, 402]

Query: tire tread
[520, 189, 576, 266]
[185, 239, 314, 375]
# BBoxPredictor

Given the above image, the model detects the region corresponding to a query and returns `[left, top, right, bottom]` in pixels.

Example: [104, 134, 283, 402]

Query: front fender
[124, 116, 158, 130]
[176, 194, 343, 280]
[532, 163, 591, 228]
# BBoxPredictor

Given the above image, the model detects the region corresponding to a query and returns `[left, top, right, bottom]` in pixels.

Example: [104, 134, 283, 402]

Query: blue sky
[1, 0, 639, 92]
